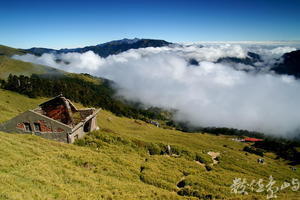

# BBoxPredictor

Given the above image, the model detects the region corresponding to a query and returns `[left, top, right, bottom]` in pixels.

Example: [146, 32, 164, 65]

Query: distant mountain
[26, 38, 172, 57]
[25, 47, 57, 56]
[216, 52, 262, 66]
[97, 38, 140, 46]
[271, 50, 300, 78]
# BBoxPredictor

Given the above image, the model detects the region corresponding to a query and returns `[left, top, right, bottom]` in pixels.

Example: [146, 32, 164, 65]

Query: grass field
[0, 55, 68, 80]
[0, 45, 64, 80]
[0, 45, 26, 57]
[0, 89, 299, 199]
[0, 45, 102, 83]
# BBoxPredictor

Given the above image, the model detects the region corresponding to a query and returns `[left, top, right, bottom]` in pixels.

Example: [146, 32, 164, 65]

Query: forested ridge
[0, 73, 167, 121]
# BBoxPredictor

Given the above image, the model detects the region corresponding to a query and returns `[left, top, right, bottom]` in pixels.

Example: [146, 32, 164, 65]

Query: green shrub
[177, 187, 202, 198]
[170, 145, 195, 160]
[243, 146, 264, 157]
[176, 179, 186, 188]
[132, 139, 147, 148]
[74, 139, 86, 146]
[195, 153, 211, 164]
[205, 165, 213, 171]
[146, 143, 162, 155]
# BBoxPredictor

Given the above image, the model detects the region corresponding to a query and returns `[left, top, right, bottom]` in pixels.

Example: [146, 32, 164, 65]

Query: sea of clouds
[13, 43, 300, 138]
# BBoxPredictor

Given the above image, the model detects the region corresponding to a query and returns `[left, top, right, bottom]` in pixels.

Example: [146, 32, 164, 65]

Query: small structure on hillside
[232, 138, 244, 142]
[0, 95, 100, 143]
[257, 158, 265, 164]
[243, 137, 264, 142]
[291, 167, 297, 171]
[166, 145, 171, 155]
[149, 120, 160, 127]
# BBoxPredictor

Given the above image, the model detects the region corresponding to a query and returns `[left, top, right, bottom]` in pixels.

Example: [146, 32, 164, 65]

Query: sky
[1, 0, 300, 49]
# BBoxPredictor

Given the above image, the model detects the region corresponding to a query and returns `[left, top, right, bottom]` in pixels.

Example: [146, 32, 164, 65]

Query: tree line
[166, 120, 300, 164]
[0, 73, 166, 121]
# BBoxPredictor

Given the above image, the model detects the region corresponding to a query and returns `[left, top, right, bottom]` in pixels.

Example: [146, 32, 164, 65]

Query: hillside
[216, 52, 262, 67]
[271, 50, 300, 78]
[0, 45, 27, 56]
[0, 56, 64, 79]
[0, 45, 63, 79]
[0, 90, 299, 199]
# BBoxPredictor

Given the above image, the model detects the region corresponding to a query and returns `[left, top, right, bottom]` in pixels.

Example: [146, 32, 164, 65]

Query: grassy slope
[0, 45, 64, 80]
[0, 45, 26, 57]
[0, 90, 299, 199]
[0, 89, 48, 122]
[0, 56, 56, 79]
[0, 45, 102, 83]
[67, 73, 102, 85]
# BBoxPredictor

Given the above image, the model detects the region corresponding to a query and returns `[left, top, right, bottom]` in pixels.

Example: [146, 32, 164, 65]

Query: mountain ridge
[26, 38, 172, 57]
[271, 49, 300, 78]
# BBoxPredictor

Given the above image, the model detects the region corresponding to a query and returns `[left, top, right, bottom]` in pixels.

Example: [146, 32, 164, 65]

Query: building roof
[244, 137, 264, 142]
[34, 95, 100, 128]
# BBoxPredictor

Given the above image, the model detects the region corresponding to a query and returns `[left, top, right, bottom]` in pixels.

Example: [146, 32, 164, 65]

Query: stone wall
[0, 108, 100, 144]
[0, 110, 72, 143]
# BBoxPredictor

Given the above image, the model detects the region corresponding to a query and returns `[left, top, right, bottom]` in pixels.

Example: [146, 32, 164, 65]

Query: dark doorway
[24, 122, 32, 132]
[34, 123, 41, 132]
[84, 120, 91, 132]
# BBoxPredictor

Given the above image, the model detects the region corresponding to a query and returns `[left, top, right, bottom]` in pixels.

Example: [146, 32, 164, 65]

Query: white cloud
[12, 44, 300, 138]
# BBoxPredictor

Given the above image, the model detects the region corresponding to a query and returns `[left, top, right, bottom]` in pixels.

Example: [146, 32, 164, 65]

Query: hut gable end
[0, 95, 101, 143]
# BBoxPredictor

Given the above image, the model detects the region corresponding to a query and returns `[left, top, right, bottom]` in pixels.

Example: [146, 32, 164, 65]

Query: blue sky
[1, 0, 300, 49]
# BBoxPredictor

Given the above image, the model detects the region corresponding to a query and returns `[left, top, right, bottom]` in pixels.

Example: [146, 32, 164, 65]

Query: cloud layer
[13, 43, 300, 137]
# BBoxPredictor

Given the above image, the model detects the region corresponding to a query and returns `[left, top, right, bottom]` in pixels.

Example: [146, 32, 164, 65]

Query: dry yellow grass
[0, 90, 299, 199]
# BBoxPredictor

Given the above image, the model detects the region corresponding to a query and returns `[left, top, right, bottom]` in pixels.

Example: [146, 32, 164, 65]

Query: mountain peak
[26, 38, 172, 57]
[97, 38, 141, 46]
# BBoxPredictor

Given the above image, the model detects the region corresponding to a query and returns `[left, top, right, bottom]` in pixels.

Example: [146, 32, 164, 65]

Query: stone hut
[0, 95, 100, 143]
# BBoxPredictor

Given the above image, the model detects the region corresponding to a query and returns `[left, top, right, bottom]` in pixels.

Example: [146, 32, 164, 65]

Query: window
[24, 122, 32, 132]
[34, 123, 41, 132]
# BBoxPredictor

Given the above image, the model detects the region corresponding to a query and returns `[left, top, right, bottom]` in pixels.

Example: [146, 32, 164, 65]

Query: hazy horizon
[2, 39, 300, 50]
